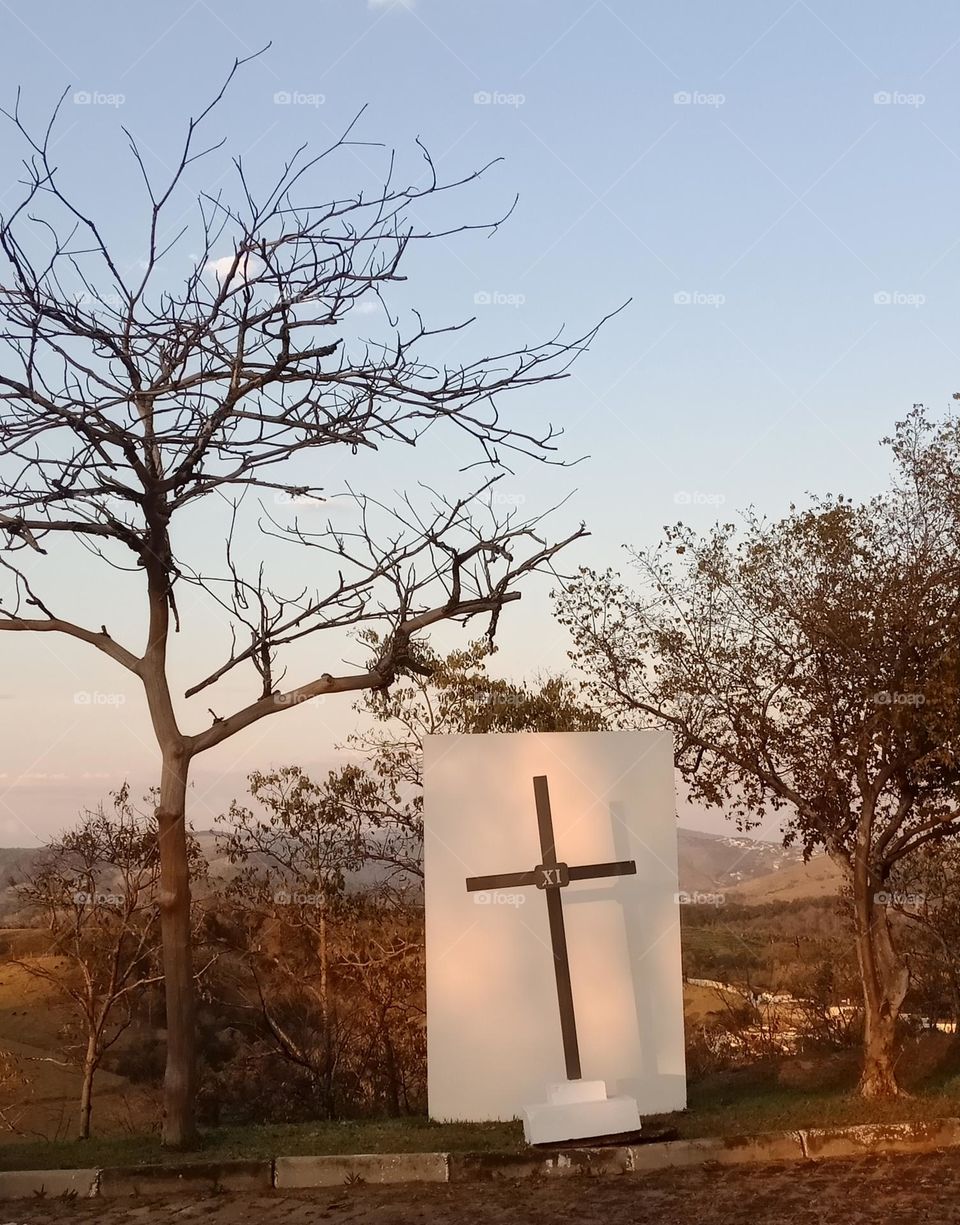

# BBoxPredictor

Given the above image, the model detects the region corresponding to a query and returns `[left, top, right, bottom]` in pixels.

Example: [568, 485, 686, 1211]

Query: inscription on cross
[465, 774, 637, 1081]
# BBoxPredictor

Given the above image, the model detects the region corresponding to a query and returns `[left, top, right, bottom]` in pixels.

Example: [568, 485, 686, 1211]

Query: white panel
[424, 730, 686, 1121]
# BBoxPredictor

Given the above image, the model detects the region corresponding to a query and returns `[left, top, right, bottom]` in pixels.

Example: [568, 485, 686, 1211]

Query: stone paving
[3, 1149, 960, 1224]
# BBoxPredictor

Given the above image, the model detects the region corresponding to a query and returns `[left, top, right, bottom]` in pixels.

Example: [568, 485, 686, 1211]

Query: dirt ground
[5, 1150, 960, 1225]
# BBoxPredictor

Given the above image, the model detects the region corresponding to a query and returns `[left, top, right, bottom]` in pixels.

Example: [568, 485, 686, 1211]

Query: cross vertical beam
[464, 773, 637, 1085]
[533, 775, 582, 1081]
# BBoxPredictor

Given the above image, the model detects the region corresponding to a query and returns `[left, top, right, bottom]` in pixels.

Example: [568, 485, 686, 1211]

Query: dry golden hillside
[724, 855, 843, 903]
[0, 959, 158, 1143]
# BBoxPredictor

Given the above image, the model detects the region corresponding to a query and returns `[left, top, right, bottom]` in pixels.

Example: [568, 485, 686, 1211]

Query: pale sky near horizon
[1, 0, 958, 846]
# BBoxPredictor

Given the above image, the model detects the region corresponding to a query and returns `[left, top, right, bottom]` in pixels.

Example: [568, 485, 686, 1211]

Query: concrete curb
[0, 1167, 99, 1199]
[99, 1159, 273, 1197]
[449, 1146, 635, 1180]
[798, 1118, 960, 1160]
[1, 1118, 960, 1199]
[275, 1153, 449, 1188]
[629, 1131, 805, 1171]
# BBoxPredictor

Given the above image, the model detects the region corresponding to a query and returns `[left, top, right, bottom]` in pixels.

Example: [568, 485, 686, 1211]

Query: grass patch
[6, 1068, 960, 1171]
[0, 1118, 526, 1171]
[645, 1070, 960, 1139]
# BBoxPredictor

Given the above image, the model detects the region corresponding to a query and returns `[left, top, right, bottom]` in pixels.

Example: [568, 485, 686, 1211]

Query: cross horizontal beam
[465, 869, 539, 892]
[569, 860, 637, 883]
[465, 860, 636, 893]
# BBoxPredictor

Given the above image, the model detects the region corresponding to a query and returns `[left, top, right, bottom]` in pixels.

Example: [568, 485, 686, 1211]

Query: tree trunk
[78, 1032, 97, 1140]
[317, 908, 338, 1119]
[851, 864, 909, 1097]
[947, 971, 960, 1057]
[157, 750, 197, 1147]
[382, 1012, 401, 1116]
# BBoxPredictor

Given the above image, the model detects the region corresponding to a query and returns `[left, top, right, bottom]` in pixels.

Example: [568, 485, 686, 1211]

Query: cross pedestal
[465, 775, 643, 1144]
[523, 1080, 642, 1145]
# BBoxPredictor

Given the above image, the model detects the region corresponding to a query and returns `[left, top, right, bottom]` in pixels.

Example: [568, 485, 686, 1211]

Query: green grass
[646, 1072, 960, 1139]
[0, 1118, 526, 1171]
[6, 1070, 960, 1171]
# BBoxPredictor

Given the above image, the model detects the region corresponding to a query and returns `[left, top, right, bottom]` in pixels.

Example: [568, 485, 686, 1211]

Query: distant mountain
[0, 826, 828, 920]
[676, 828, 804, 894]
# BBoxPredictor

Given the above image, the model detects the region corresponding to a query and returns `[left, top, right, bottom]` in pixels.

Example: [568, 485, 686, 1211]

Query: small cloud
[2, 772, 68, 787]
[206, 255, 236, 280]
[205, 253, 260, 284]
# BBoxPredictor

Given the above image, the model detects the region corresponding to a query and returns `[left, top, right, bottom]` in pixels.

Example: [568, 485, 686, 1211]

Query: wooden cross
[465, 774, 637, 1081]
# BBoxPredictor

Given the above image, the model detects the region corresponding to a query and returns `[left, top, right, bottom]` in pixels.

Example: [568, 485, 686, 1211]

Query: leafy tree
[557, 410, 960, 1097]
[209, 646, 598, 1116]
[0, 62, 601, 1143]
[319, 636, 605, 881]
[206, 884, 426, 1122]
[888, 843, 960, 1037]
[214, 766, 364, 1116]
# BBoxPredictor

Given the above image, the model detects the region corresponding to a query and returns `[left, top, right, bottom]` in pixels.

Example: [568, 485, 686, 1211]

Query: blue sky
[2, 0, 959, 843]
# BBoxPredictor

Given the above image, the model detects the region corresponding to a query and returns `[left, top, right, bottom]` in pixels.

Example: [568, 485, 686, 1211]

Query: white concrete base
[522, 1079, 642, 1145]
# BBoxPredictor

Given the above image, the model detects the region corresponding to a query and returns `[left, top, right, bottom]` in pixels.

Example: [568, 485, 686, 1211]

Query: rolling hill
[724, 853, 843, 902]
[0, 826, 817, 914]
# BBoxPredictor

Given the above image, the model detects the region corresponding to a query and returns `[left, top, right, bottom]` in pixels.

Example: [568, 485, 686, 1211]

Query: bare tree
[0, 1050, 34, 1138]
[0, 57, 603, 1143]
[557, 409, 960, 1097]
[14, 787, 194, 1139]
